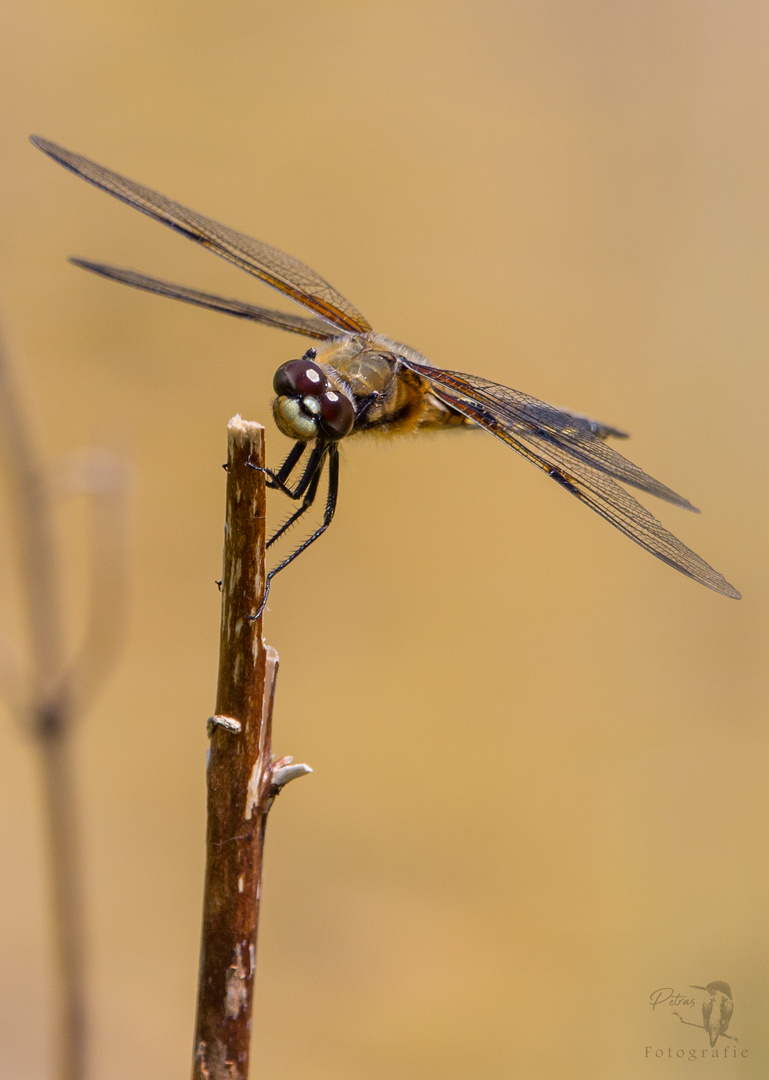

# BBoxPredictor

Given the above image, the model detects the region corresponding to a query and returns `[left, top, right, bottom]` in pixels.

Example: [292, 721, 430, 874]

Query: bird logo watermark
[644, 980, 748, 1062]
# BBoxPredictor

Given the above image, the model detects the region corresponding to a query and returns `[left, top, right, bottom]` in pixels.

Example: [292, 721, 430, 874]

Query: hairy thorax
[312, 332, 470, 438]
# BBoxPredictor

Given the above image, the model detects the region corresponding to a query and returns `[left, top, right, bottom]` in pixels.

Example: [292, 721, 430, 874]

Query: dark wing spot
[548, 467, 580, 495]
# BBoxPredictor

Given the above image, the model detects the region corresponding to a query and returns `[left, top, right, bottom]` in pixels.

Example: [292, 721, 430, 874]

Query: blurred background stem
[0, 324, 128, 1080]
[38, 726, 87, 1080]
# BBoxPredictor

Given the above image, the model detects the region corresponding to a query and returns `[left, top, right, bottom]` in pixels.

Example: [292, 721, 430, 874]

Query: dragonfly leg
[266, 450, 327, 549]
[250, 439, 318, 498]
[265, 439, 305, 490]
[254, 444, 339, 618]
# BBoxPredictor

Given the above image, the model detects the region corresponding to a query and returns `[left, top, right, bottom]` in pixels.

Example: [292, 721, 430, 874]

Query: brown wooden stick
[192, 417, 310, 1080]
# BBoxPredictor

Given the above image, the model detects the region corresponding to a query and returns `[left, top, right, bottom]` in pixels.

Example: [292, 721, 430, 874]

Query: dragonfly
[30, 135, 740, 603]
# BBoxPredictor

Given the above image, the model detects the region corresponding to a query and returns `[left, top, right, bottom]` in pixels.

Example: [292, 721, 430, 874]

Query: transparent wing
[404, 361, 693, 506]
[71, 259, 334, 340]
[402, 360, 740, 598]
[31, 135, 372, 335]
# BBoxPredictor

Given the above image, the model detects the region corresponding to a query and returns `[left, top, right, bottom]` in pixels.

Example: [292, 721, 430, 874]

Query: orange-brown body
[277, 332, 470, 440]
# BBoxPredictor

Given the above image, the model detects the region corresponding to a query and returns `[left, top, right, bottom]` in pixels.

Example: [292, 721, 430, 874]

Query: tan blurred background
[0, 1, 767, 1077]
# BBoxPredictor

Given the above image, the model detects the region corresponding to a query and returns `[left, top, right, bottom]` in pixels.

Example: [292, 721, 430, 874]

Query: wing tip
[30, 135, 83, 177]
[30, 134, 60, 158]
[68, 257, 113, 281]
[694, 568, 741, 600]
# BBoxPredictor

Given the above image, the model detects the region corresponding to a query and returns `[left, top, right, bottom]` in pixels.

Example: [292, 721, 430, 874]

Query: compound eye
[273, 358, 327, 397]
[319, 390, 355, 440]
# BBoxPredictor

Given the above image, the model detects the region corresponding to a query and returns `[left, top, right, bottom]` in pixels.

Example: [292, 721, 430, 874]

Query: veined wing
[71, 259, 334, 340]
[30, 136, 371, 335]
[404, 361, 693, 506]
[401, 361, 740, 598]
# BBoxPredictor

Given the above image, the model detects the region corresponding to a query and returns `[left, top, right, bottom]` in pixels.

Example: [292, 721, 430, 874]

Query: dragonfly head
[272, 349, 355, 442]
